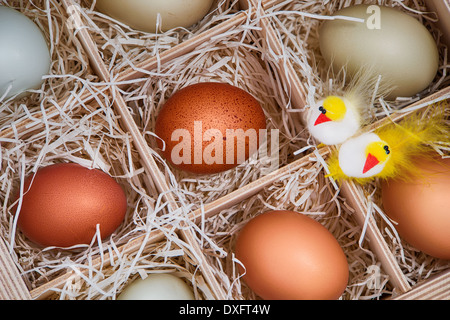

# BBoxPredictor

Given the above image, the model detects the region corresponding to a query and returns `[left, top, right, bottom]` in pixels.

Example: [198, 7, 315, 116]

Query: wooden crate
[0, 0, 449, 300]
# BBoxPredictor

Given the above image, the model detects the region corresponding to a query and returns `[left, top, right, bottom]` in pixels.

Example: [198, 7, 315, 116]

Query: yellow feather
[326, 104, 449, 185]
[343, 66, 394, 124]
[375, 106, 448, 181]
[322, 64, 395, 125]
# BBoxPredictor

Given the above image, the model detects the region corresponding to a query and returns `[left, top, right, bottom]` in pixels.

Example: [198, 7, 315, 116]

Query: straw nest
[0, 0, 448, 300]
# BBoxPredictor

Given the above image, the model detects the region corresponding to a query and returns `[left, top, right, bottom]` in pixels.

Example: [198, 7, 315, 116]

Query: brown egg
[154, 82, 266, 174]
[235, 210, 349, 300]
[381, 156, 450, 260]
[14, 163, 127, 248]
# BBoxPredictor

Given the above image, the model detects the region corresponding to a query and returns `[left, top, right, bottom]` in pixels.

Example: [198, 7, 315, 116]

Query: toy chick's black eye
[384, 145, 390, 155]
[318, 106, 326, 114]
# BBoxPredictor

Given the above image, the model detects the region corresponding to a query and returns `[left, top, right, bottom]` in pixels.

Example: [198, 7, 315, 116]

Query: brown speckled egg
[14, 163, 127, 248]
[235, 210, 349, 300]
[154, 82, 266, 174]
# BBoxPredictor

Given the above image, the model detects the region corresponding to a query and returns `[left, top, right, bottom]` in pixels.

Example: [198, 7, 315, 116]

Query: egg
[319, 4, 439, 98]
[154, 82, 267, 175]
[0, 6, 51, 99]
[14, 163, 127, 248]
[235, 210, 349, 300]
[381, 156, 450, 260]
[118, 273, 195, 300]
[95, 0, 214, 33]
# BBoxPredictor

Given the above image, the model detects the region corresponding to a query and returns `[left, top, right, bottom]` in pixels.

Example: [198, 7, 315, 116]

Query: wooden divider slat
[391, 269, 450, 300]
[1, 0, 448, 300]
[0, 238, 31, 300]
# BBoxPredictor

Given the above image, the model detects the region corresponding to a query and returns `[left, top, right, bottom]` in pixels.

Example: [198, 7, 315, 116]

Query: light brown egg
[235, 210, 349, 300]
[14, 163, 127, 248]
[154, 82, 266, 174]
[381, 156, 450, 260]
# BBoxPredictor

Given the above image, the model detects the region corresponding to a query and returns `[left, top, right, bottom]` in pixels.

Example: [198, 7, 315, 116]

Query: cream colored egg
[95, 0, 214, 33]
[117, 273, 195, 300]
[0, 6, 51, 99]
[319, 4, 439, 98]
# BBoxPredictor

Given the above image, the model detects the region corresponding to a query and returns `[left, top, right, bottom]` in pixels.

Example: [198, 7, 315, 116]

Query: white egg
[95, 0, 215, 33]
[0, 6, 51, 99]
[117, 273, 195, 300]
[319, 4, 440, 98]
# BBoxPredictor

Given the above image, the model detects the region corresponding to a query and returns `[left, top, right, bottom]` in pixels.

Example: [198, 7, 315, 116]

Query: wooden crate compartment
[37, 231, 217, 300]
[118, 25, 309, 212]
[0, 0, 449, 300]
[0, 1, 99, 128]
[348, 167, 450, 299]
[259, 0, 450, 299]
[344, 100, 450, 298]
[0, 96, 166, 298]
[76, 0, 243, 77]
[264, 0, 450, 105]
[190, 150, 394, 300]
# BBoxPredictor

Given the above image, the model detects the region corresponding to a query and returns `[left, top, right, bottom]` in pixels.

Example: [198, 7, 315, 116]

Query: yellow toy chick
[326, 104, 449, 185]
[307, 95, 361, 145]
[306, 66, 393, 146]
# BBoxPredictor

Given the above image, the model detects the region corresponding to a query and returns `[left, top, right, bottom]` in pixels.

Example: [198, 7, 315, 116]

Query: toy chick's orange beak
[362, 153, 379, 174]
[314, 113, 331, 126]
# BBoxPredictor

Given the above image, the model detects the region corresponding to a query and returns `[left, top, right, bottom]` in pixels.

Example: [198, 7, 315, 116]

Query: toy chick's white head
[338, 132, 391, 179]
[307, 95, 361, 145]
